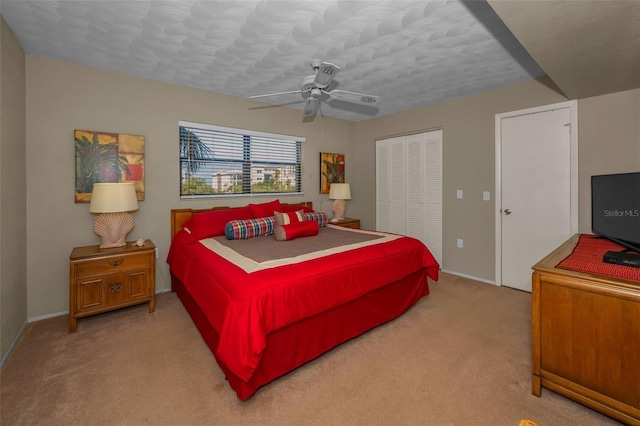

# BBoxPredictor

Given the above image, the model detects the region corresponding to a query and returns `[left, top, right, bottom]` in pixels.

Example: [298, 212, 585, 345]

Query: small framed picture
[320, 152, 345, 194]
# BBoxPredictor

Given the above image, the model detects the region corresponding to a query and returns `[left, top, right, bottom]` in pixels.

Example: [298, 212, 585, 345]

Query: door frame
[494, 100, 578, 287]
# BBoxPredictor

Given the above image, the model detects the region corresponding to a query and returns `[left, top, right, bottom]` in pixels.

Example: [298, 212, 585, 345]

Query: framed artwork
[74, 129, 145, 203]
[320, 152, 345, 194]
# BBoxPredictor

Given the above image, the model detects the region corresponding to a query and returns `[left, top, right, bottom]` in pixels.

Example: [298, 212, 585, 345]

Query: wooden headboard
[170, 201, 313, 239]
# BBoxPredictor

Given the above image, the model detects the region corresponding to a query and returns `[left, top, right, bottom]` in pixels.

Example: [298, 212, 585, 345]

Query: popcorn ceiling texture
[2, 0, 544, 121]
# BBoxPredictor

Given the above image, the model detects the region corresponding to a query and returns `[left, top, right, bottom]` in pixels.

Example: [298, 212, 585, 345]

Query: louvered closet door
[376, 130, 442, 266]
[406, 130, 442, 265]
[405, 133, 425, 242]
[376, 136, 406, 234]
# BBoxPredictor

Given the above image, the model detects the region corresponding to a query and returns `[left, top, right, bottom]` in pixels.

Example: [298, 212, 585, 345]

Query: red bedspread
[167, 226, 439, 383]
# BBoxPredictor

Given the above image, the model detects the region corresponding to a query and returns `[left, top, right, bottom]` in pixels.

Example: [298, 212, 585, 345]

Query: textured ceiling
[1, 0, 545, 122]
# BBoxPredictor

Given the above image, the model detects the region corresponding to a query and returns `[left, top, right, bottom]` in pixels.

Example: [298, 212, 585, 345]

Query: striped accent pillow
[224, 216, 276, 240]
[303, 212, 328, 227]
[274, 210, 304, 227]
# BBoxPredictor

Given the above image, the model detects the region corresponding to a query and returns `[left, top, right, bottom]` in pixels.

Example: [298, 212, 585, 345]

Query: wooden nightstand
[330, 217, 360, 229]
[69, 240, 156, 333]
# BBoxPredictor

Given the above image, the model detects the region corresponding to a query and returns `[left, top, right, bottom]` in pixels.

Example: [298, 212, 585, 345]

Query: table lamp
[329, 183, 351, 222]
[89, 183, 139, 248]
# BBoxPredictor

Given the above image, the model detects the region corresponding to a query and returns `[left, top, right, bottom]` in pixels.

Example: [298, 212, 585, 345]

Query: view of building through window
[179, 122, 303, 198]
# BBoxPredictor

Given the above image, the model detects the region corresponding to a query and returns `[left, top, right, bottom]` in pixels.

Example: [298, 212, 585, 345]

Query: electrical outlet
[483, 191, 490, 201]
[456, 190, 463, 199]
[457, 239, 463, 248]
[155, 247, 159, 259]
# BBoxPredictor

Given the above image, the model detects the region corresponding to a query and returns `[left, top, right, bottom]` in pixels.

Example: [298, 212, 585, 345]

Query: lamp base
[93, 212, 134, 249]
[332, 199, 346, 222]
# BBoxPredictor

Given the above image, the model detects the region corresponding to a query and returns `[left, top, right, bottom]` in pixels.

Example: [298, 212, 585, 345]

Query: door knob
[504, 209, 512, 215]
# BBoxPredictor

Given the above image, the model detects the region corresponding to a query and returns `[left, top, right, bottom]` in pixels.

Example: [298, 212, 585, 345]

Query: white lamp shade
[329, 183, 351, 200]
[90, 183, 139, 213]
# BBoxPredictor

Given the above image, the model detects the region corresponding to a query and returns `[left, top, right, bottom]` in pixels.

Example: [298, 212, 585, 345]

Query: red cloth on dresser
[556, 234, 640, 281]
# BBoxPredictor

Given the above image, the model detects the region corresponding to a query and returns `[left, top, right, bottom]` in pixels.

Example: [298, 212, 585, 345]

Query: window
[179, 121, 304, 198]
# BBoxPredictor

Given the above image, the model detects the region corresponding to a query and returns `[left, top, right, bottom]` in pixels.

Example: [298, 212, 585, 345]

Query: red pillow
[248, 200, 282, 218]
[274, 220, 319, 241]
[279, 204, 314, 214]
[182, 206, 253, 243]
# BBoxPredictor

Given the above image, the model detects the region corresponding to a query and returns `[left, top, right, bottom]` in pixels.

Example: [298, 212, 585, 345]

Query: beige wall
[3, 43, 638, 322]
[353, 77, 568, 281]
[353, 81, 640, 282]
[1, 17, 27, 361]
[25, 54, 354, 319]
[577, 89, 640, 231]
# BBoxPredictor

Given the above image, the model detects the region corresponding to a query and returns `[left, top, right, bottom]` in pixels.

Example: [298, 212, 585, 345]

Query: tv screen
[591, 172, 640, 253]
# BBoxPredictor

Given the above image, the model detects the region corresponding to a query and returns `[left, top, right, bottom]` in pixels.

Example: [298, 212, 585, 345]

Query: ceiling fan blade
[313, 62, 340, 89]
[249, 90, 302, 99]
[303, 97, 319, 117]
[328, 90, 380, 105]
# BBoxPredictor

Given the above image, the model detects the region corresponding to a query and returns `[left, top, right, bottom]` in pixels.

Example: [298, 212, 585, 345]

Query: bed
[167, 200, 439, 399]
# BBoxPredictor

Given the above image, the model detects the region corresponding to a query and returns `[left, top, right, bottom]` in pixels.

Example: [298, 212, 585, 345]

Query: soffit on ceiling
[488, 0, 640, 100]
[1, 0, 545, 122]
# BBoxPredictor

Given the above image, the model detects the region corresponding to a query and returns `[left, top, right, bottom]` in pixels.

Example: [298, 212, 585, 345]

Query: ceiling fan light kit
[250, 59, 380, 118]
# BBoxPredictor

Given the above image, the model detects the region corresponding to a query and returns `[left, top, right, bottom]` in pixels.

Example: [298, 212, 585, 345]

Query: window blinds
[179, 121, 304, 198]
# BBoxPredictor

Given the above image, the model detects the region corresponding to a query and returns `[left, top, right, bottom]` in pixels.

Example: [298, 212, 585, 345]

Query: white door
[497, 102, 577, 292]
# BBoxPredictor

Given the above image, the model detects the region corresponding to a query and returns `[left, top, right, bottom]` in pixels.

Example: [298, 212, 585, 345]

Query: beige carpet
[1, 273, 621, 426]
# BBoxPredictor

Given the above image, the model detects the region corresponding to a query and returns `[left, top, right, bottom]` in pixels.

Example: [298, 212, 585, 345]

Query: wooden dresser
[531, 234, 640, 425]
[69, 240, 156, 332]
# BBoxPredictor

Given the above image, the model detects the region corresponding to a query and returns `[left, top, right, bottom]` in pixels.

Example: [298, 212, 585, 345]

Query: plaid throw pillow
[224, 216, 276, 240]
[303, 212, 328, 227]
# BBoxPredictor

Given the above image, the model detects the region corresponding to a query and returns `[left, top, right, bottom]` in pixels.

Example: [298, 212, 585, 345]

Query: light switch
[457, 190, 463, 199]
[483, 191, 490, 201]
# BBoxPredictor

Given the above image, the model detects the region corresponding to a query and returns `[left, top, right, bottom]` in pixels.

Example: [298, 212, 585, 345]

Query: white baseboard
[27, 288, 172, 324]
[27, 287, 171, 323]
[4, 288, 173, 369]
[440, 269, 497, 286]
[1, 319, 28, 369]
[28, 311, 67, 323]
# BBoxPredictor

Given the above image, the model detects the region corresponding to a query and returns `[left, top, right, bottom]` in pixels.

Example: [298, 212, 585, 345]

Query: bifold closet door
[376, 136, 406, 235]
[376, 130, 442, 266]
[405, 131, 442, 265]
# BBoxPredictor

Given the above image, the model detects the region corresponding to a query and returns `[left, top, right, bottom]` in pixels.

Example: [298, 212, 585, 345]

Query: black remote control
[603, 250, 640, 268]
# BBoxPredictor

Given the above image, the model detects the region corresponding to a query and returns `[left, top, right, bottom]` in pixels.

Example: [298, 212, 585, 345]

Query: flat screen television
[591, 172, 640, 253]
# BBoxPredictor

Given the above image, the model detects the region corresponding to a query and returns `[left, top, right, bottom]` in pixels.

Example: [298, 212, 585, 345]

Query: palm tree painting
[75, 130, 145, 203]
[320, 152, 345, 194]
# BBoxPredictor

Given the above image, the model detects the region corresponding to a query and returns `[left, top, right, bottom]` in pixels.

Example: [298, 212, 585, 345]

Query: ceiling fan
[249, 59, 380, 118]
